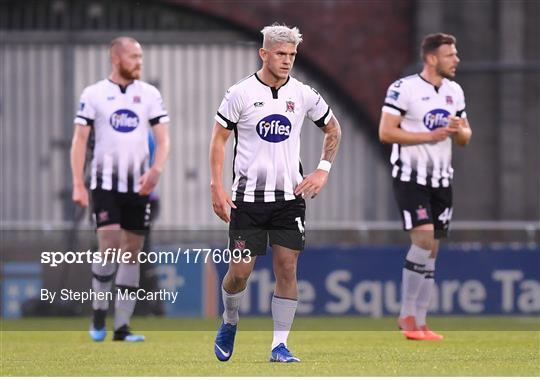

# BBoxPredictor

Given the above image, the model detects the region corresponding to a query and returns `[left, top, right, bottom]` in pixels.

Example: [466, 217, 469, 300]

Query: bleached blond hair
[261, 23, 303, 49]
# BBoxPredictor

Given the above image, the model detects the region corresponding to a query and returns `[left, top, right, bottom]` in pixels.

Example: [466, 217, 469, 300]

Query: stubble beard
[119, 65, 141, 81]
[437, 65, 455, 80]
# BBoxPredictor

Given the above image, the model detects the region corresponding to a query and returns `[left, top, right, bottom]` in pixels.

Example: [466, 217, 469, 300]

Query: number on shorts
[438, 208, 453, 224]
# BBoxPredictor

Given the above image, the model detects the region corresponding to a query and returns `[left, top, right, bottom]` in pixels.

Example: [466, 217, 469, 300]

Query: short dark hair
[421, 33, 456, 61]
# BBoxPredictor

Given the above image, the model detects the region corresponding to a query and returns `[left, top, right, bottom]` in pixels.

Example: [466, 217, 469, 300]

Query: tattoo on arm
[321, 118, 341, 163]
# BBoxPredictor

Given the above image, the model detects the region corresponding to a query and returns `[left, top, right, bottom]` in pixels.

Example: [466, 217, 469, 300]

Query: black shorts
[229, 198, 306, 256]
[392, 179, 453, 239]
[91, 189, 151, 235]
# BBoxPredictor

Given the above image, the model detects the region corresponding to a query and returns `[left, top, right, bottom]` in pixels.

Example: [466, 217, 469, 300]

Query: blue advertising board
[154, 245, 218, 317]
[2, 262, 43, 318]
[215, 245, 540, 316]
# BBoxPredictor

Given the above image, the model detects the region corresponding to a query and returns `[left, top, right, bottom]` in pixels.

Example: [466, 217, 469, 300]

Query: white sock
[114, 263, 140, 330]
[271, 295, 298, 350]
[222, 287, 245, 325]
[91, 261, 116, 310]
[416, 258, 435, 327]
[399, 245, 431, 318]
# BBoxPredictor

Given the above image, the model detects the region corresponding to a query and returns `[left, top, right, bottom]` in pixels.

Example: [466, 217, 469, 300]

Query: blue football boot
[89, 325, 107, 342]
[214, 321, 237, 361]
[270, 343, 301, 363]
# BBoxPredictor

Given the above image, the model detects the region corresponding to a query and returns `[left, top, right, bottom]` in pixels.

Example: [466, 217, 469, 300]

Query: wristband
[317, 160, 332, 173]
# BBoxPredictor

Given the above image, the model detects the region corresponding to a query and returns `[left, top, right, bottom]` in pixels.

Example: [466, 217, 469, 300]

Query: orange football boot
[419, 325, 444, 340]
[398, 315, 425, 340]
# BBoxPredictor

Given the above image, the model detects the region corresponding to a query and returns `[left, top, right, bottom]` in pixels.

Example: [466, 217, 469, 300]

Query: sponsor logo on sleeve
[386, 90, 400, 101]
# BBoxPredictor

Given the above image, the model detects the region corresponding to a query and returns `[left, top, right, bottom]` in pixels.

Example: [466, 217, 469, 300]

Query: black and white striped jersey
[74, 79, 169, 193]
[382, 74, 466, 188]
[215, 73, 333, 202]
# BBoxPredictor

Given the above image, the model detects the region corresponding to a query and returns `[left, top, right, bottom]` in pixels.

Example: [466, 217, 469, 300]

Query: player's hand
[429, 127, 453, 142]
[294, 169, 329, 199]
[139, 167, 161, 196]
[72, 183, 89, 208]
[211, 184, 236, 223]
[446, 116, 463, 134]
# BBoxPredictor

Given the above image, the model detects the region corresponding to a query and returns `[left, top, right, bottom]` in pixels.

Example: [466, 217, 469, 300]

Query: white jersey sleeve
[148, 86, 170, 125]
[215, 85, 245, 130]
[74, 87, 96, 126]
[382, 79, 410, 116]
[304, 85, 333, 127]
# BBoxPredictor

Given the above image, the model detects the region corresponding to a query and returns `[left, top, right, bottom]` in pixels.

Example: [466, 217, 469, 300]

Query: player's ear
[110, 52, 119, 65]
[426, 52, 437, 66]
[259, 48, 267, 63]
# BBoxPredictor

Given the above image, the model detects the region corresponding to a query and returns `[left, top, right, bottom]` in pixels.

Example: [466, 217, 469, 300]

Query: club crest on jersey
[256, 114, 292, 143]
[133, 95, 141, 104]
[423, 108, 450, 131]
[446, 95, 453, 105]
[286, 100, 295, 113]
[110, 109, 139, 133]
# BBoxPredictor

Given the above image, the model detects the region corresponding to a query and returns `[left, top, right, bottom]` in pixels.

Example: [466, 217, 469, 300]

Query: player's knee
[410, 228, 435, 251]
[413, 237, 433, 251]
[228, 271, 251, 287]
[99, 239, 121, 253]
[275, 262, 297, 284]
[121, 244, 143, 260]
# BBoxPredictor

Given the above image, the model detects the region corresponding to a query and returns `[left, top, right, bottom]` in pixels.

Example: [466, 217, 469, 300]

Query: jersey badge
[446, 95, 453, 105]
[133, 95, 141, 104]
[286, 100, 295, 113]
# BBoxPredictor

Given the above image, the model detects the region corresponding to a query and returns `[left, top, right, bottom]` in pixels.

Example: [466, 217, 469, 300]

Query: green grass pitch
[1, 316, 539, 376]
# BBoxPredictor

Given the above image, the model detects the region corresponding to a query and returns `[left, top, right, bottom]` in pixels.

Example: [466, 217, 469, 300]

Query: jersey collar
[107, 78, 135, 94]
[417, 73, 444, 93]
[254, 72, 290, 99]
